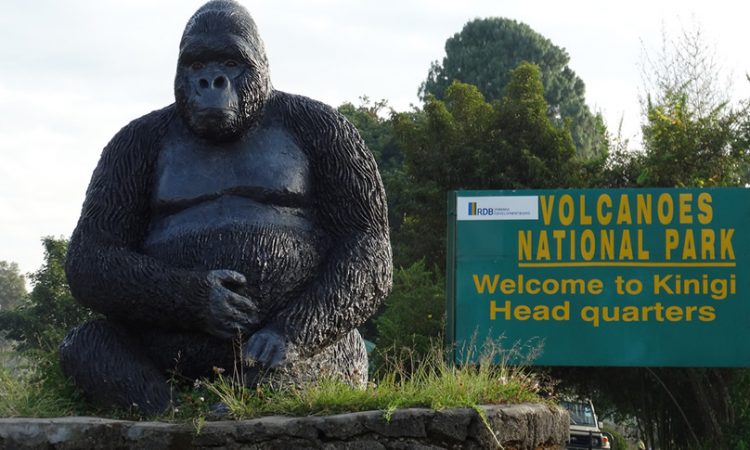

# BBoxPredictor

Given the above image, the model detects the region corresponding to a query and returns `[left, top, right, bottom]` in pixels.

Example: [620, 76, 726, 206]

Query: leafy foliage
[631, 24, 750, 188]
[421, 17, 607, 159]
[553, 367, 739, 450]
[590, 125, 646, 188]
[0, 237, 96, 353]
[393, 62, 582, 269]
[727, 370, 750, 450]
[373, 260, 444, 366]
[640, 25, 730, 119]
[0, 261, 26, 311]
[0, 349, 87, 418]
[639, 90, 750, 187]
[0, 238, 96, 418]
[601, 427, 629, 450]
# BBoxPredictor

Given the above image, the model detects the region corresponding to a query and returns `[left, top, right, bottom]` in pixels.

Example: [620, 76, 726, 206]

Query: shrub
[373, 261, 444, 370]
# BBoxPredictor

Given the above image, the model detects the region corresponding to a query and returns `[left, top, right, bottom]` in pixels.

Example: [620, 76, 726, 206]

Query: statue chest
[154, 125, 311, 208]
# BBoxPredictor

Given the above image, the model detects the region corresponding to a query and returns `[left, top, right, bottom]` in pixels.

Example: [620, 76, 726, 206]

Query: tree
[0, 237, 95, 353]
[590, 25, 750, 192]
[373, 260, 444, 369]
[640, 25, 730, 119]
[590, 120, 646, 188]
[638, 24, 750, 187]
[420, 18, 607, 159]
[393, 62, 582, 270]
[0, 261, 26, 311]
[639, 91, 749, 187]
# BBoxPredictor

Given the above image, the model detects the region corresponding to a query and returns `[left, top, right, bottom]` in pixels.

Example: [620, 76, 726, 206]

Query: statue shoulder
[269, 91, 347, 128]
[268, 91, 363, 155]
[94, 105, 177, 178]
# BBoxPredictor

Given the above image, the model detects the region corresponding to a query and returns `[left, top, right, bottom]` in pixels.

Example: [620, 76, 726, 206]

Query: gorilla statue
[59, 0, 392, 414]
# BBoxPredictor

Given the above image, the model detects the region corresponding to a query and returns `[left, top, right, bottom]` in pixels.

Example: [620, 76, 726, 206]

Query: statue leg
[59, 319, 172, 414]
[266, 329, 369, 388]
[133, 328, 238, 382]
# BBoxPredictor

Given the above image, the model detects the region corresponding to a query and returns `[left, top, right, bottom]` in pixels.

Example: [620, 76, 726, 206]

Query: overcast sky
[1, 0, 749, 277]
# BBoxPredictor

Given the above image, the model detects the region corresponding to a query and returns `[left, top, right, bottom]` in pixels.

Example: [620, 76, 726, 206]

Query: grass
[0, 337, 543, 422]
[205, 337, 542, 420]
[0, 349, 87, 418]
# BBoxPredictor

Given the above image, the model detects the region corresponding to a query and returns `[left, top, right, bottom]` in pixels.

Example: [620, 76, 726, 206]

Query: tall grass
[206, 337, 542, 420]
[0, 337, 543, 421]
[0, 349, 86, 417]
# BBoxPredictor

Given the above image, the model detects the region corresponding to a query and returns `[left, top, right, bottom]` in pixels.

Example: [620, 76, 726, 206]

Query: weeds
[0, 350, 86, 417]
[204, 336, 542, 420]
[0, 337, 542, 423]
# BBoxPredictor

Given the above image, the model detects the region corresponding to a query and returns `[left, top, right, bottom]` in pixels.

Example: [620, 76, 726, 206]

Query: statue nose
[199, 75, 228, 90]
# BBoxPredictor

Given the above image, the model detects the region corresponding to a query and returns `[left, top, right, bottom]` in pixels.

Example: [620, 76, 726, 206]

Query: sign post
[446, 188, 750, 367]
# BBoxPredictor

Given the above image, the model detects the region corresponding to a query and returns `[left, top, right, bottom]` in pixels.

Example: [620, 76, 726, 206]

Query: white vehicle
[560, 399, 610, 450]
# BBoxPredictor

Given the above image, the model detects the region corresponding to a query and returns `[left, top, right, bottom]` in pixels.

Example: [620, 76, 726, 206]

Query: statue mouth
[195, 107, 238, 119]
[187, 108, 241, 141]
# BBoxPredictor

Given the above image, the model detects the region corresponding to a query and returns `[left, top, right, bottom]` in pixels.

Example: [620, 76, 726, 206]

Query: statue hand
[203, 269, 260, 339]
[244, 324, 289, 369]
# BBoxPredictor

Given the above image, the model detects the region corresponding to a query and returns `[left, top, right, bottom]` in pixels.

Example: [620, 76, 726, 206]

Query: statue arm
[66, 110, 255, 336]
[263, 100, 393, 357]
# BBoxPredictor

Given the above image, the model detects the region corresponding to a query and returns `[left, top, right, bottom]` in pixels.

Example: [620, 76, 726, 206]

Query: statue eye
[190, 61, 205, 70]
[225, 60, 238, 68]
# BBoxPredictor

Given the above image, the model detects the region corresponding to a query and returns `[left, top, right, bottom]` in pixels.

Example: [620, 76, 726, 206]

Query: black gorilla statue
[59, 0, 392, 414]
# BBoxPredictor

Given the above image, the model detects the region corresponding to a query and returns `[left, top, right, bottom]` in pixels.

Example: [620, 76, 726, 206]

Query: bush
[373, 261, 444, 370]
[0, 237, 96, 417]
[0, 237, 95, 354]
[602, 427, 630, 450]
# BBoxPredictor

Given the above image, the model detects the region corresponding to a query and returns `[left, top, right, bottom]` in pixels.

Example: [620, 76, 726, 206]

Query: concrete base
[0, 403, 568, 449]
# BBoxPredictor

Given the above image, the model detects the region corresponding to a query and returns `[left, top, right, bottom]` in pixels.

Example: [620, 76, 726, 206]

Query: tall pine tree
[421, 18, 606, 160]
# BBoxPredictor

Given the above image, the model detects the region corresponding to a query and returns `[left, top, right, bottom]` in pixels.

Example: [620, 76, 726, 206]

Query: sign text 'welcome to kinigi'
[446, 189, 750, 367]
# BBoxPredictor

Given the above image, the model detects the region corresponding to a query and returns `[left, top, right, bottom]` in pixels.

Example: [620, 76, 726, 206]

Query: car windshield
[561, 401, 597, 426]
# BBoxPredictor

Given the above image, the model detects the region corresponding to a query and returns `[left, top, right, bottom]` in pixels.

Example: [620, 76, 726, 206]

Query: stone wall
[0, 403, 568, 449]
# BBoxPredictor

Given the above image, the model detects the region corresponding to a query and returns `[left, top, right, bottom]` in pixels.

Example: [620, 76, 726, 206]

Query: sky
[1, 0, 749, 278]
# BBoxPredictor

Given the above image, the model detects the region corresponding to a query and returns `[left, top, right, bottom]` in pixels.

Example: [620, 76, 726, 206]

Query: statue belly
[143, 196, 327, 317]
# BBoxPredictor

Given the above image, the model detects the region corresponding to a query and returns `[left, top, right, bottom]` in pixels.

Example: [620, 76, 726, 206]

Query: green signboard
[446, 188, 750, 367]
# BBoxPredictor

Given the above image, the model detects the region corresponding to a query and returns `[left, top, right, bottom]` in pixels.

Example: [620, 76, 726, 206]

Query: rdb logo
[468, 202, 494, 216]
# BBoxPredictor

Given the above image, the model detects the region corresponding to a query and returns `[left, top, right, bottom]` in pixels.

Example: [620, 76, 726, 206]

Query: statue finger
[226, 292, 259, 316]
[266, 345, 285, 368]
[236, 311, 260, 332]
[258, 340, 277, 366]
[245, 335, 264, 362]
[205, 320, 235, 340]
[210, 269, 247, 287]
